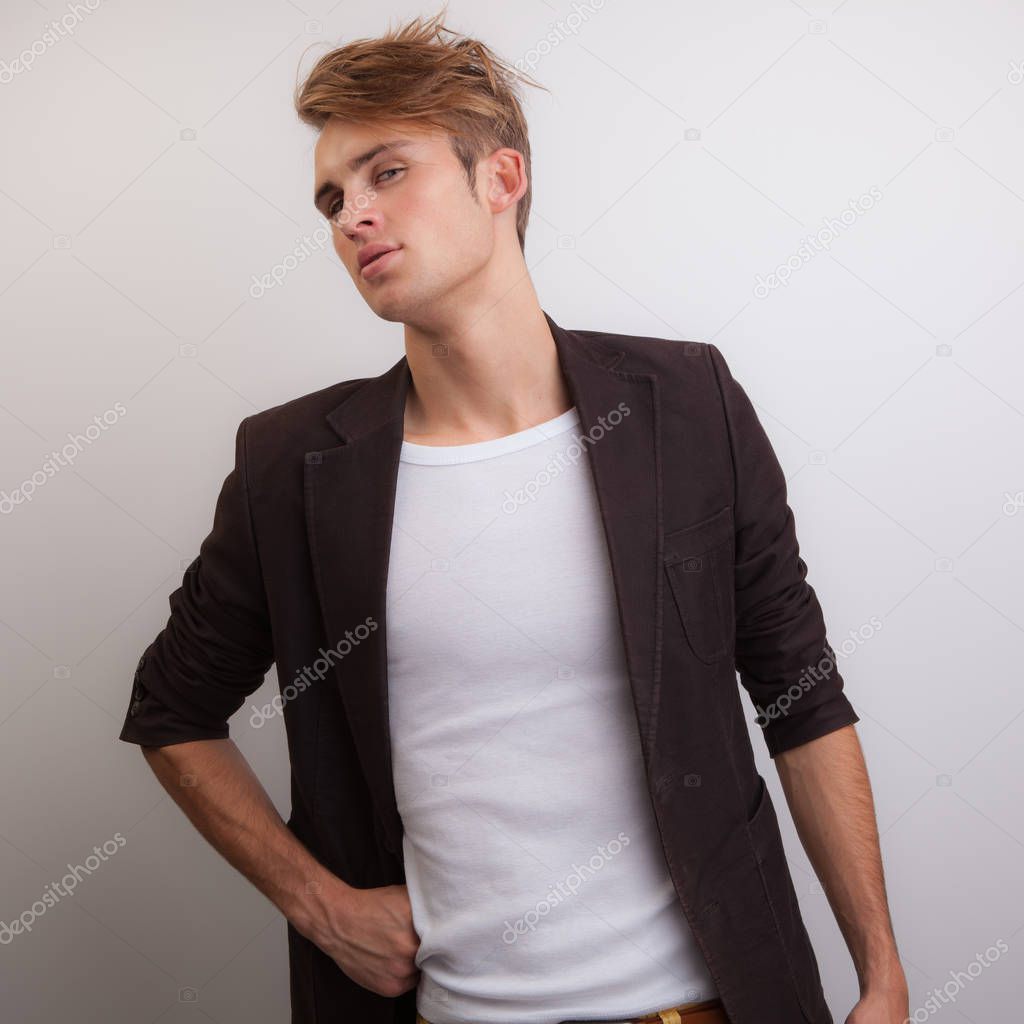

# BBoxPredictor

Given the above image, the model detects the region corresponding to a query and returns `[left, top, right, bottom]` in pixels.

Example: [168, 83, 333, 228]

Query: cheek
[424, 198, 488, 257]
[332, 235, 355, 272]
[411, 180, 475, 233]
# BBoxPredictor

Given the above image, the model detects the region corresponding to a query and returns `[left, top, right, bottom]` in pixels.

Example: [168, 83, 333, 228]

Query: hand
[845, 981, 910, 1023]
[315, 881, 422, 998]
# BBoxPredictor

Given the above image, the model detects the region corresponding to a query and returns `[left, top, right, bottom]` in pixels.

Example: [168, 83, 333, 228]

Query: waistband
[416, 996, 728, 1024]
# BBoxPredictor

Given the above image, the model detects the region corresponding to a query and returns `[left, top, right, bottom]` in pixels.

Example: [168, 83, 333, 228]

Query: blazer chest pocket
[664, 505, 735, 665]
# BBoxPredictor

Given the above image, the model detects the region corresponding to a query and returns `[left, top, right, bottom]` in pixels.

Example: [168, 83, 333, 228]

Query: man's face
[313, 119, 499, 324]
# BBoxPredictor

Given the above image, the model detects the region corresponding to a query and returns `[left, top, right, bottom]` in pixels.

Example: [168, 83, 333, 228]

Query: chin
[364, 293, 407, 323]
[369, 281, 436, 324]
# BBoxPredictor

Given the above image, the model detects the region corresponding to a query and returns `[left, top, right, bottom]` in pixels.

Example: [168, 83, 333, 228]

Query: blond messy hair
[294, 6, 548, 252]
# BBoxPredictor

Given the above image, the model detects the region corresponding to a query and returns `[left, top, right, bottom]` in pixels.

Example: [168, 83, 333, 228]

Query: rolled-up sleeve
[119, 417, 275, 748]
[707, 343, 859, 758]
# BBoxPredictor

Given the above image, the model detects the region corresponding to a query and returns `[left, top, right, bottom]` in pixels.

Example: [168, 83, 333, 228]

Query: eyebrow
[313, 140, 415, 213]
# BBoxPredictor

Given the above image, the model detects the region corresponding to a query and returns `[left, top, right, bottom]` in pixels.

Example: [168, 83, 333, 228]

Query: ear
[483, 147, 528, 213]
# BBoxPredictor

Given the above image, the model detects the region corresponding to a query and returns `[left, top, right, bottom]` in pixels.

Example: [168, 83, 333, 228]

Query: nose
[342, 213, 377, 242]
[338, 196, 383, 242]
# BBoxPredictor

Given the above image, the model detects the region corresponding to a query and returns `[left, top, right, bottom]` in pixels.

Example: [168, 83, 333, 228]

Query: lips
[357, 244, 399, 270]
[359, 246, 401, 280]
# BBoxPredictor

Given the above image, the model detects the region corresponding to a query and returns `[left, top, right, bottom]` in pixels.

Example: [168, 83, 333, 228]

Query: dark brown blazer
[119, 311, 860, 1024]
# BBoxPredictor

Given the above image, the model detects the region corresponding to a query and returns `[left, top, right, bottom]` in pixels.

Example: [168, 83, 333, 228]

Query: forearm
[140, 738, 352, 948]
[774, 724, 906, 994]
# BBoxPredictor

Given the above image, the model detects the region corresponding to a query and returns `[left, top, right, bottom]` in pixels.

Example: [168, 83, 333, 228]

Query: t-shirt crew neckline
[400, 406, 580, 466]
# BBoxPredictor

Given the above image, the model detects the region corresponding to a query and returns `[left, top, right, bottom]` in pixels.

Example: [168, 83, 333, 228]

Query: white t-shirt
[386, 405, 717, 1024]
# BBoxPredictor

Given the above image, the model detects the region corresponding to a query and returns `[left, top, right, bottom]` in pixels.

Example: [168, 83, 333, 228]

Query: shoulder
[572, 326, 728, 385]
[232, 375, 370, 490]
[245, 376, 367, 436]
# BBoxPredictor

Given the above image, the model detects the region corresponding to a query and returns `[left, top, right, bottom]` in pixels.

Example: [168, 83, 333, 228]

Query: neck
[400, 288, 572, 445]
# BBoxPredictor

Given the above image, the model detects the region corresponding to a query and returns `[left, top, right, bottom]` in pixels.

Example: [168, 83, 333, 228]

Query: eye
[326, 168, 404, 220]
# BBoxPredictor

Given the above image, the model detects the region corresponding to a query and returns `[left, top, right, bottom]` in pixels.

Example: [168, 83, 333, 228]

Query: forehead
[313, 119, 447, 172]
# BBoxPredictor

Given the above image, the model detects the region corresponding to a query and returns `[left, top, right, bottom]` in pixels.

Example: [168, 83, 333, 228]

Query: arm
[705, 344, 906, 1019]
[141, 737, 349, 946]
[706, 343, 859, 756]
[138, 737, 420, 998]
[776, 726, 909, 1020]
[120, 418, 418, 997]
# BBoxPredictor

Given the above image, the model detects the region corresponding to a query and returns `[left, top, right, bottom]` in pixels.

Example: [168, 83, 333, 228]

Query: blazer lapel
[303, 312, 663, 857]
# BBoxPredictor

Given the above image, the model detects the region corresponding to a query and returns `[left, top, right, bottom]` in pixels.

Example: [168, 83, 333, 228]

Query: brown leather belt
[416, 996, 729, 1024]
[562, 997, 728, 1023]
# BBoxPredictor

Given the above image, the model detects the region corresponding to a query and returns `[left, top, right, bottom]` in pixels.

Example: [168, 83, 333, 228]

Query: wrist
[288, 868, 354, 947]
[859, 950, 907, 994]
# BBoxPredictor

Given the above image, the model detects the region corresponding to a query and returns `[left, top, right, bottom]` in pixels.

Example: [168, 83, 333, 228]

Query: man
[118, 11, 910, 1024]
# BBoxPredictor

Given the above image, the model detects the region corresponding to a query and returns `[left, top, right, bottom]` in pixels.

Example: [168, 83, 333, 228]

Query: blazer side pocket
[664, 505, 735, 665]
[745, 773, 823, 1021]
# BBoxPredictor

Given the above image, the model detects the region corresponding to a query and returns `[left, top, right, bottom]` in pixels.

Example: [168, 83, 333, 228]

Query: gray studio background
[2, 0, 1022, 1021]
